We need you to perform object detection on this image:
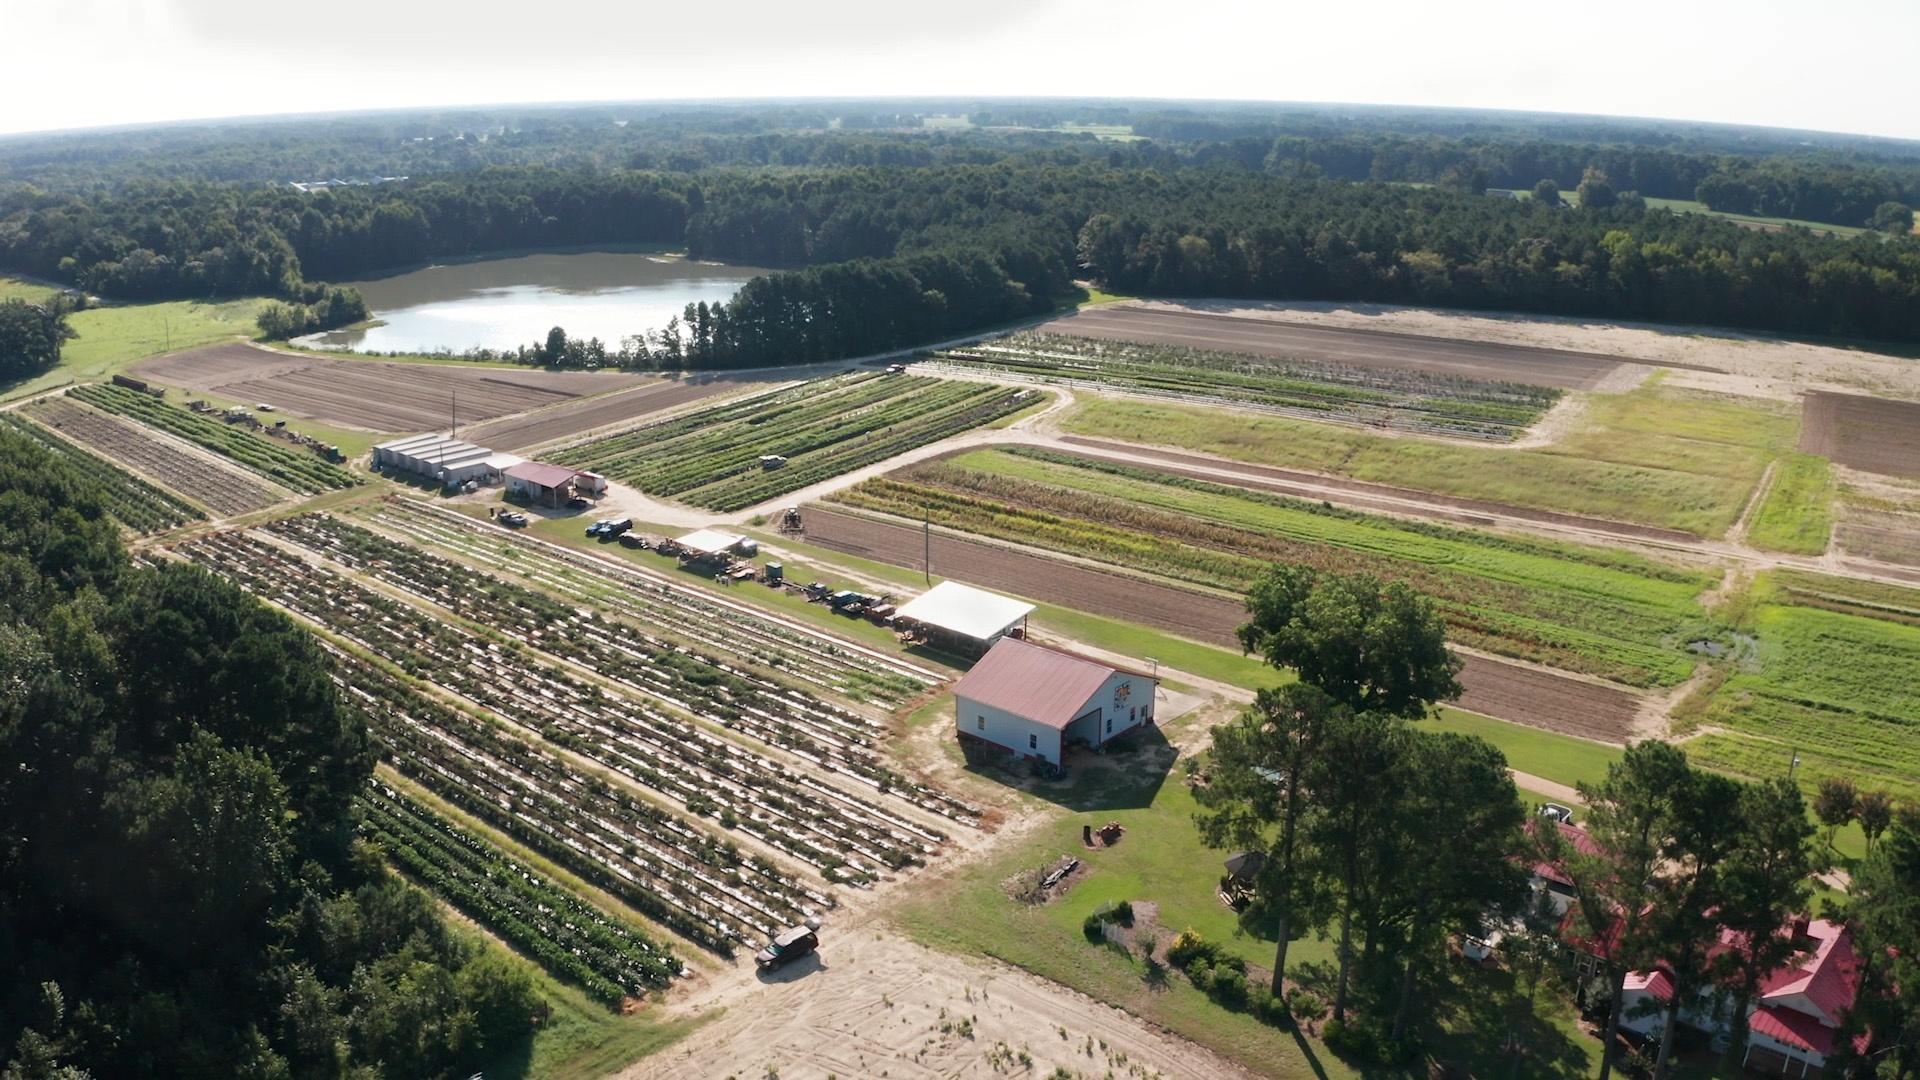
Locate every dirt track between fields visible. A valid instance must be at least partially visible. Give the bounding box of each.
[1801,391,1920,479]
[1040,305,1641,390]
[802,507,1642,742]
[133,343,641,433]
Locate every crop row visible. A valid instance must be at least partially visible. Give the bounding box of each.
[24,396,284,515]
[361,781,681,1000]
[178,536,826,951]
[266,510,974,824]
[831,448,1718,687]
[69,382,358,493]
[369,498,935,704]
[937,333,1559,440]
[560,371,1032,510]
[179,528,952,884]
[0,412,203,533]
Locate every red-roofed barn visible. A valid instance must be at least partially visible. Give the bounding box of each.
[951,638,1157,769]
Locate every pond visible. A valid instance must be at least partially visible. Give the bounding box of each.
[301,251,769,354]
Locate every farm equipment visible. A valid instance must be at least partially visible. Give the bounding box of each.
[777,507,803,534]
[111,374,165,397]
[759,454,788,470]
[617,532,650,550]
[763,562,784,584]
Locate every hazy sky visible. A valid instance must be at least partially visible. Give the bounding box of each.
[3,0,1914,140]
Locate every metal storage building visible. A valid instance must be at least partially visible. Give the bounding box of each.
[504,461,586,507]
[373,434,501,487]
[893,581,1034,655]
[951,637,1158,769]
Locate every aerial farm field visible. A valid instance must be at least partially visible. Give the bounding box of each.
[1800,390,1920,480]
[68,383,359,493]
[558,371,1032,511]
[1746,452,1836,554]
[1064,381,1798,536]
[0,412,203,533]
[935,331,1562,439]
[1679,570,1920,801]
[831,447,1717,687]
[0,292,273,403]
[133,342,641,431]
[22,396,288,515]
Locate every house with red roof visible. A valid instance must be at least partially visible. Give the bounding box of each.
[1533,823,1863,1075]
[950,637,1158,769]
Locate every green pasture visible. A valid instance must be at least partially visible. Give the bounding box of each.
[0,275,59,303]
[1062,382,1795,537]
[1642,196,1870,238]
[1747,453,1835,554]
[1,295,271,402]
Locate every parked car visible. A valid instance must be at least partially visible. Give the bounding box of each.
[600,516,633,540]
[755,925,818,971]
[585,518,611,537]
[1539,802,1575,826]
[499,512,528,528]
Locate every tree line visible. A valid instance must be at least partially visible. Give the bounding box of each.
[8,159,1920,358]
[0,427,543,1078]
[1195,563,1920,1074]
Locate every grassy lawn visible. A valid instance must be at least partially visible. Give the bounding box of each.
[1643,196,1870,238]
[1429,709,1623,790]
[895,709,1599,1079]
[0,275,59,303]
[1061,382,1795,537]
[479,966,709,1080]
[1,295,271,402]
[1747,453,1835,555]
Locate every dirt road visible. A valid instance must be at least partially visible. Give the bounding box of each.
[802,507,1644,741]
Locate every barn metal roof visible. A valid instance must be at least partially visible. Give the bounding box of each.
[951,637,1152,729]
[894,581,1034,642]
[504,461,581,488]
[674,528,746,555]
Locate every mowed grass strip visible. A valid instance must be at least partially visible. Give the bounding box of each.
[559,371,1031,511]
[1747,453,1835,554]
[831,447,1717,686]
[1063,383,1797,537]
[1684,570,1920,800]
[1,295,270,402]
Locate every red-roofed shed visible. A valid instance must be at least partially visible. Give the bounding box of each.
[952,637,1157,769]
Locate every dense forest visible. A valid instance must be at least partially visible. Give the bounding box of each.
[5,104,1920,359]
[0,427,543,1077]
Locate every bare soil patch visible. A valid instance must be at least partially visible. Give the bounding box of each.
[1801,391,1920,480]
[133,343,641,432]
[1041,305,1631,390]
[461,372,764,451]
[803,508,1641,740]
[23,397,284,515]
[1056,436,1703,543]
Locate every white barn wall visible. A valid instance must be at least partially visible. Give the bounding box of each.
[956,696,1062,765]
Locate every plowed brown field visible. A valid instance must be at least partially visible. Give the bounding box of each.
[134,344,641,433]
[460,371,769,451]
[1041,306,1631,389]
[1800,391,1920,479]
[802,508,1640,741]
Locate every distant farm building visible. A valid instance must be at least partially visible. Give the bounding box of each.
[671,528,750,569]
[951,637,1158,769]
[504,461,589,507]
[894,581,1034,656]
[374,434,503,488]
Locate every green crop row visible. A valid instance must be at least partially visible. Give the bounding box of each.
[1686,570,1920,799]
[831,447,1720,686]
[562,372,1032,511]
[944,332,1560,440]
[361,784,679,1003]
[1746,453,1835,555]
[0,412,203,533]
[69,383,357,494]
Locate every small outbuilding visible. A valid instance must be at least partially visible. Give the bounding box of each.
[951,637,1158,769]
[504,461,586,507]
[894,581,1034,656]
[672,528,749,568]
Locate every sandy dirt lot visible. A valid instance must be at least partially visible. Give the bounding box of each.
[619,926,1255,1080]
[1041,305,1629,390]
[133,343,642,432]
[802,508,1642,742]
[1137,299,1920,404]
[1800,391,1920,479]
